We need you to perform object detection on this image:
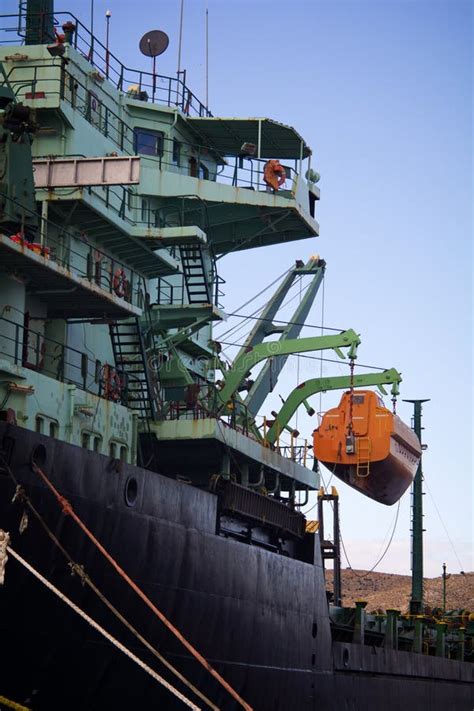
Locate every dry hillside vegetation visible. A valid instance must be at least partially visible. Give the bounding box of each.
[324,570,474,612]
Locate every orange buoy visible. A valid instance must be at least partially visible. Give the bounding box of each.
[313,390,421,506]
[263,160,286,191]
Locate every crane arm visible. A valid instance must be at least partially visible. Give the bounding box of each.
[265,368,402,445]
[216,329,360,412]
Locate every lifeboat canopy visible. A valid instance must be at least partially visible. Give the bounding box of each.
[313,390,421,506]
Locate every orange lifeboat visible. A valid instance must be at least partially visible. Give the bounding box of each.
[313,390,421,506]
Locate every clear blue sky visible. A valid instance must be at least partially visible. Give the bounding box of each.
[4,0,472,578]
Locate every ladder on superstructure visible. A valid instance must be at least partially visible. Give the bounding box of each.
[179,244,212,304]
[109,285,163,464]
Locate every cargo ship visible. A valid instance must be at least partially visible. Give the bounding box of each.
[0,3,472,709]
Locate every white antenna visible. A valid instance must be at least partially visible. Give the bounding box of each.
[177,0,184,76]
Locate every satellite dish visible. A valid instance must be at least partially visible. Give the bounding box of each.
[139,30,169,58]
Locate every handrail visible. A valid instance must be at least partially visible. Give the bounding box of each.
[0,11,212,117]
[0,189,144,308]
[0,314,130,404]
[1,63,297,194]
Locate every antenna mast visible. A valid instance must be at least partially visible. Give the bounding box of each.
[177,0,184,76]
[205,4,209,108]
[403,398,430,616]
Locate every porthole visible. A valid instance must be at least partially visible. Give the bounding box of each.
[31,444,47,468]
[124,477,138,507]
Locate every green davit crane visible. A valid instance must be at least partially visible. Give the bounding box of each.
[216,329,361,414]
[264,368,402,446]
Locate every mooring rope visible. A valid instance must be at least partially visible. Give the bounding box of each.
[30,461,253,711]
[2,468,219,711]
[0,694,31,711]
[5,542,201,711]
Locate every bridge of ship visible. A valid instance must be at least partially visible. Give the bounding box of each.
[0,41,319,256]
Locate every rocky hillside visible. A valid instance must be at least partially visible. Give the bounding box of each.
[325,569,474,612]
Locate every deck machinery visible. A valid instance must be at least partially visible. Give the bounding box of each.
[0,2,472,710]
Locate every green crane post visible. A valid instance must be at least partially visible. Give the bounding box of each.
[403,398,429,616]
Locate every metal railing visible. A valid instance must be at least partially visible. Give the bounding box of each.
[1,63,297,196]
[1,191,144,309]
[156,276,184,306]
[0,11,212,117]
[0,314,130,403]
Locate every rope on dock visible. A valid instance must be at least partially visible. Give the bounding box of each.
[30,460,253,711]
[5,543,201,711]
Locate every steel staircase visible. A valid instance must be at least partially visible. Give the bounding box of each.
[179,244,211,304]
[109,316,158,422]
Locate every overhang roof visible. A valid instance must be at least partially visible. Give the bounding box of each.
[187,117,312,159]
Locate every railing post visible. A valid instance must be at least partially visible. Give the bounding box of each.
[385,609,400,650]
[413,616,424,654]
[353,600,367,645]
[110,259,114,294]
[436,622,447,658]
[59,344,65,381]
[36,331,40,369]
[14,324,19,364]
[457,627,465,661]
[129,268,134,305]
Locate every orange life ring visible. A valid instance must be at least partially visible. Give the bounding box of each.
[102,365,122,402]
[263,160,286,191]
[113,268,128,298]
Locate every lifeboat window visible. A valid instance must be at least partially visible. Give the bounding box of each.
[353,395,365,405]
[134,128,164,157]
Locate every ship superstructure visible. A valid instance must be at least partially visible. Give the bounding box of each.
[0,5,323,493]
[0,4,472,710]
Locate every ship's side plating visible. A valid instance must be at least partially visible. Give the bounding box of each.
[1,424,472,710]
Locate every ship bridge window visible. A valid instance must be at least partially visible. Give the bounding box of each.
[353,395,365,405]
[134,128,164,157]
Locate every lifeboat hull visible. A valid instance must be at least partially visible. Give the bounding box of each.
[314,390,422,506]
[320,418,420,505]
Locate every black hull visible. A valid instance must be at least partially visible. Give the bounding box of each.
[0,423,472,710]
